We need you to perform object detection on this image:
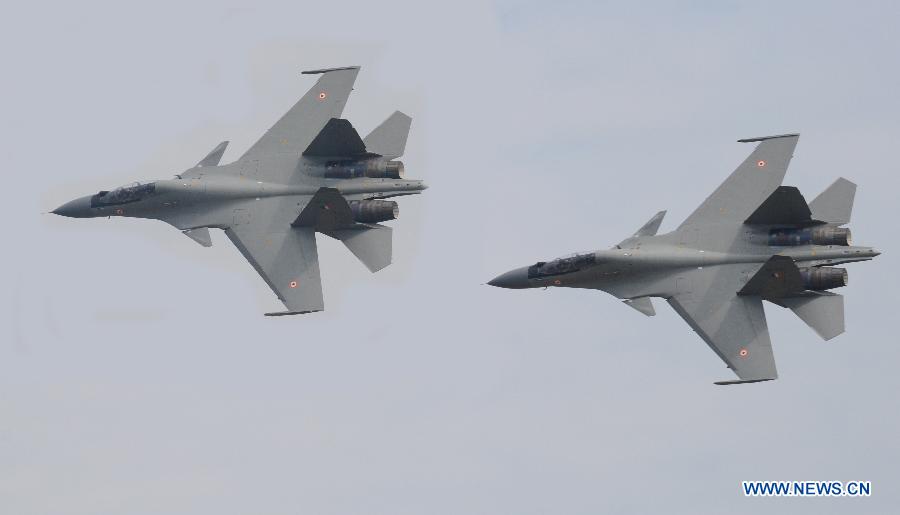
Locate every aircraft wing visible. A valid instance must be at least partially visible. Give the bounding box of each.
[224,197,324,316]
[666,264,778,384]
[239,67,360,162]
[678,134,799,229]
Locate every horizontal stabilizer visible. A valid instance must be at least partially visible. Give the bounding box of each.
[633,211,666,238]
[775,292,845,340]
[303,118,369,157]
[744,186,816,225]
[738,255,804,300]
[623,297,655,316]
[809,178,856,225]
[326,224,393,272]
[292,187,355,231]
[363,111,412,160]
[182,227,212,247]
[197,141,229,167]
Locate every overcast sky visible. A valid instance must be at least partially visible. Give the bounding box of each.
[3,1,899,514]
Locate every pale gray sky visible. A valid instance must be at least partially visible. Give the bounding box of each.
[3,1,899,514]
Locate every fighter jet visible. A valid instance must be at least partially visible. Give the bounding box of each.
[52,66,426,315]
[489,134,879,384]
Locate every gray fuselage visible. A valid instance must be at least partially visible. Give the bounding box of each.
[489,228,879,300]
[53,157,427,230]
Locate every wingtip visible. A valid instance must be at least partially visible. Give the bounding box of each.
[713,378,776,386]
[301,66,361,75]
[264,309,323,317]
[737,133,800,143]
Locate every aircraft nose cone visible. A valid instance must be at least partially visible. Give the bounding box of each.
[52,196,92,218]
[488,267,530,289]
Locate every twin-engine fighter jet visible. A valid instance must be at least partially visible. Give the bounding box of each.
[53,66,426,315]
[489,134,879,384]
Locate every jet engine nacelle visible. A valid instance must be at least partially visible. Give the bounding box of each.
[350,200,398,223]
[768,227,851,246]
[800,267,848,291]
[323,159,404,179]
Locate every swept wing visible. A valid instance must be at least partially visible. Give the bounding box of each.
[666,264,778,384]
[239,67,360,163]
[678,134,799,229]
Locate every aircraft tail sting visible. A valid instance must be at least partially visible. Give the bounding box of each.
[52,66,427,315]
[489,134,880,384]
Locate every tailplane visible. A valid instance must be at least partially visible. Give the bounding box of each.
[774,292,845,340]
[326,224,393,272]
[809,178,856,225]
[363,111,412,159]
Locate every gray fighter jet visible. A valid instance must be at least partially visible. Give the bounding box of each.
[53,66,426,315]
[489,134,879,384]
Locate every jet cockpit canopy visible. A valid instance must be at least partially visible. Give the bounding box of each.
[91,181,157,207]
[527,252,596,278]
